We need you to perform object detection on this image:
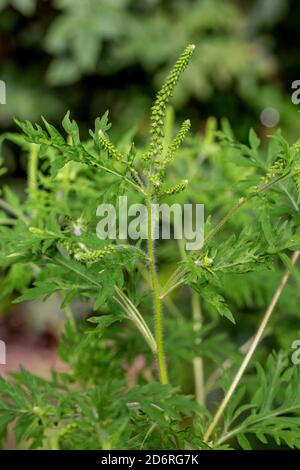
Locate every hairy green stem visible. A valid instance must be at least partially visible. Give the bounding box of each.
[28,143,39,200]
[137,260,182,319]
[146,190,168,384]
[0,198,28,224]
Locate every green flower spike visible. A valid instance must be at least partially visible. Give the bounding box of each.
[160,179,188,196]
[145,44,195,163]
[59,239,116,262]
[261,157,286,185]
[73,245,116,262]
[293,162,300,193]
[98,130,126,163]
[164,119,191,166]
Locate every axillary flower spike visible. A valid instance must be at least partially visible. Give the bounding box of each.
[98,130,126,163]
[164,119,191,166]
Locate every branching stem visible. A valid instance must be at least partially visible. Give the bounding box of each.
[203,250,300,444]
[178,239,204,404]
[161,172,290,298]
[0,198,28,224]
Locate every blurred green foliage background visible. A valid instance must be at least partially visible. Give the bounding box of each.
[0,0,299,144]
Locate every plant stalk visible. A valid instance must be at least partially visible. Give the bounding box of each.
[0,198,28,224]
[146,191,168,384]
[203,250,300,444]
[178,239,204,404]
[192,290,204,405]
[28,143,39,200]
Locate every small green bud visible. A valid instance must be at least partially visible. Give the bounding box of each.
[29,227,45,235]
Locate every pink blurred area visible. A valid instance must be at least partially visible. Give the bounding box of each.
[0,300,69,379]
[0,341,68,379]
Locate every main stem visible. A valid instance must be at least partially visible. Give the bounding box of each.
[28,143,39,200]
[146,190,168,384]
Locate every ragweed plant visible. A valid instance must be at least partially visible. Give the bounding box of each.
[1,46,300,450]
